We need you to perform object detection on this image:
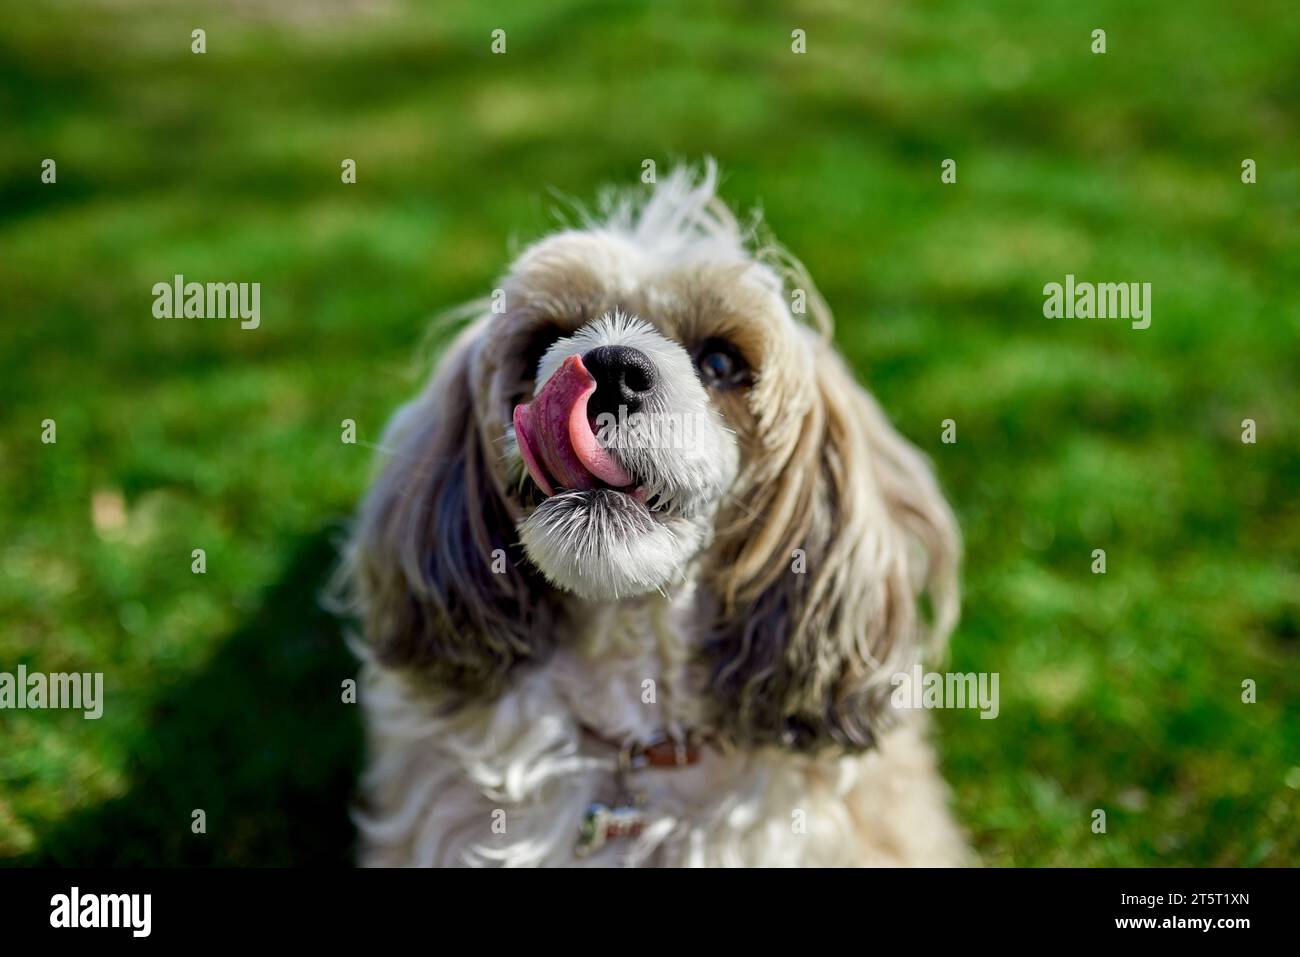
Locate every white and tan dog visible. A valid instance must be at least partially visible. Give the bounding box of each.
[342,164,968,866]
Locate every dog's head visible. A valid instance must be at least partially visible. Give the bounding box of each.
[348,164,958,751]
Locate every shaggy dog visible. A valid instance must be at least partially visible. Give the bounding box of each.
[342,164,968,866]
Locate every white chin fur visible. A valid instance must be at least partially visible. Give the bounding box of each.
[518,490,707,600]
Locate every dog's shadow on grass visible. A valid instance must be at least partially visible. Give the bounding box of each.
[25,528,364,866]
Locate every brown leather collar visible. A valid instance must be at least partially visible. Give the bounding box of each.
[582,726,713,769]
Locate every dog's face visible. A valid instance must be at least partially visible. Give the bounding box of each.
[350,167,959,751]
[501,247,808,601]
[510,308,738,601]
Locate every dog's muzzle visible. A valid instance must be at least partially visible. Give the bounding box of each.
[512,312,737,601]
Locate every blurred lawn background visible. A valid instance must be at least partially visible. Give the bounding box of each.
[1,0,1297,866]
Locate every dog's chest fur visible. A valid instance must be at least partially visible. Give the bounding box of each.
[357,586,967,867]
[550,583,708,742]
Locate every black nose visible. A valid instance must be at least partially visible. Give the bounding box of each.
[583,345,658,416]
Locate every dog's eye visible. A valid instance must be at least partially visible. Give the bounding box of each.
[522,324,565,379]
[696,338,749,389]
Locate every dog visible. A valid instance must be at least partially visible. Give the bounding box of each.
[342,163,968,866]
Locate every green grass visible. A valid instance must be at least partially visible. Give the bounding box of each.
[1,0,1297,866]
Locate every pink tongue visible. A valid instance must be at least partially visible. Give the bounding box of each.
[513,354,633,495]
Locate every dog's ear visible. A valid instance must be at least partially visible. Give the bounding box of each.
[704,340,959,751]
[344,318,559,698]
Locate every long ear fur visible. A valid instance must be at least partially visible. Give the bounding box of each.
[342,318,560,699]
[704,338,959,752]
